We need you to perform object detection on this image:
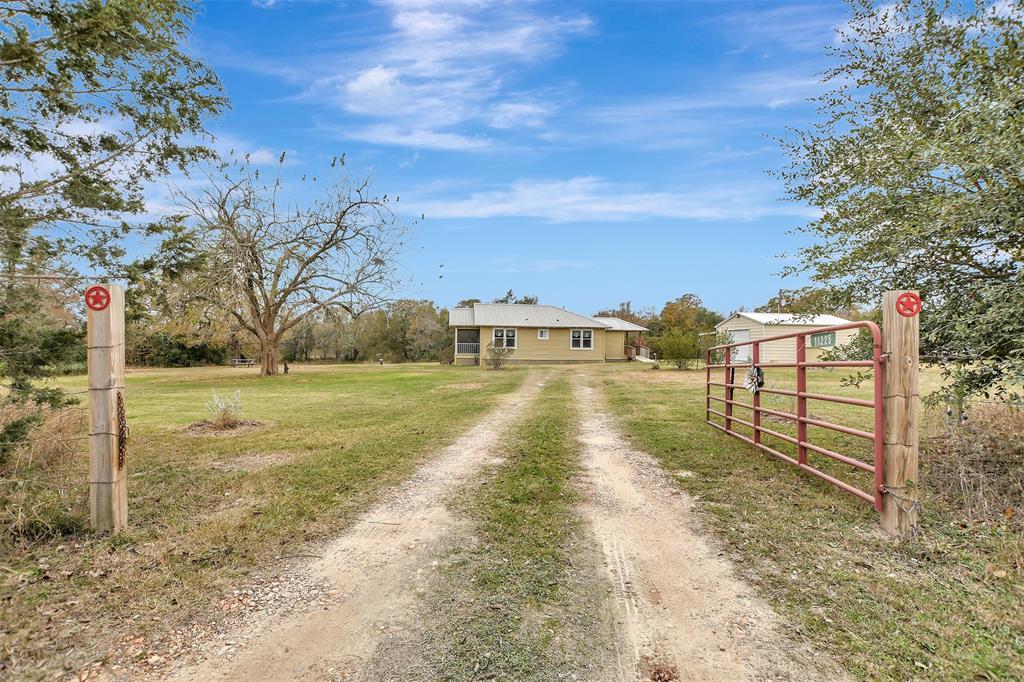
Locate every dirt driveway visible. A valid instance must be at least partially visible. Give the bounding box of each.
[156,370,836,681]
[573,379,841,681]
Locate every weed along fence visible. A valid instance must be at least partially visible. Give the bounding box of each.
[705,291,922,538]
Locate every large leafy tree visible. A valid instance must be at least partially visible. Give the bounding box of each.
[1,0,227,404]
[779,0,1024,400]
[756,287,864,320]
[658,329,700,369]
[1,0,227,265]
[593,301,656,328]
[660,294,722,334]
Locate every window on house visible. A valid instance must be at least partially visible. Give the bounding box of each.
[493,328,516,349]
[571,329,593,349]
[538,329,549,340]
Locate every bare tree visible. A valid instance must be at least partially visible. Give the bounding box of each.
[174,157,403,376]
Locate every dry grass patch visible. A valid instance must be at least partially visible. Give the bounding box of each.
[0,405,88,544]
[184,419,268,436]
[208,451,295,472]
[924,403,1024,529]
[628,367,708,385]
[436,382,484,391]
[641,654,681,682]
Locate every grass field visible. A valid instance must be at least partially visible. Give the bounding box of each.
[0,363,524,678]
[601,363,1023,680]
[2,361,1021,679]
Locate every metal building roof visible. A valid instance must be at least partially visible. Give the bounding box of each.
[590,316,649,332]
[718,312,852,328]
[448,307,476,326]
[449,303,622,329]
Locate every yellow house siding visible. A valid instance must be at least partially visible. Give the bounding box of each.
[604,330,626,360]
[478,325,493,356]
[472,326,606,363]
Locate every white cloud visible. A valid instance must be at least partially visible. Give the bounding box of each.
[489,102,550,129]
[325,123,493,151]
[392,10,468,36]
[409,176,818,223]
[721,4,844,53]
[287,3,591,148]
[345,65,401,101]
[735,72,823,102]
[564,67,825,149]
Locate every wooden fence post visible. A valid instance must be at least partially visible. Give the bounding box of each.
[881,289,921,538]
[86,284,127,532]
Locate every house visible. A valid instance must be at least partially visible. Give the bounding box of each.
[449,303,648,365]
[714,312,857,363]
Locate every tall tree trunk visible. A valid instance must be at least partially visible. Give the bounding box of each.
[260,338,279,376]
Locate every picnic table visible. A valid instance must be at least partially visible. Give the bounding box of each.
[231,358,256,368]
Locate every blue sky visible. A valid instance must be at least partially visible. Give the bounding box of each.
[189,0,851,316]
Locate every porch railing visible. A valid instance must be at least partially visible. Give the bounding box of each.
[456,342,480,355]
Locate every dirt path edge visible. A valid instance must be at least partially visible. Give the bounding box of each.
[574,378,845,681]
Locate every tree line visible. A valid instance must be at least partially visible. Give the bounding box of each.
[124,285,870,368]
[125,297,450,366]
[123,289,726,366]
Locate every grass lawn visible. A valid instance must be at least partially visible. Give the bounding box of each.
[0,363,524,679]
[600,363,1023,680]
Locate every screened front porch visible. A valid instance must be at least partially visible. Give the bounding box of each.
[454,328,481,356]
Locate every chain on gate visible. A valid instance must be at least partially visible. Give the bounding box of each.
[116,391,128,470]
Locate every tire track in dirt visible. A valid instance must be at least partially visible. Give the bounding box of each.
[574,379,844,682]
[166,371,549,682]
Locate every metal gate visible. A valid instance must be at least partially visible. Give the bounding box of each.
[705,322,885,511]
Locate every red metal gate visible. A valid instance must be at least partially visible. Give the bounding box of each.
[705,322,885,511]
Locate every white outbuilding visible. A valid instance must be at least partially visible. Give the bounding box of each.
[714,312,858,363]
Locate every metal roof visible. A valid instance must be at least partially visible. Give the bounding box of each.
[718,312,852,328]
[590,316,649,332]
[450,304,615,329]
[449,307,476,326]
